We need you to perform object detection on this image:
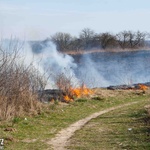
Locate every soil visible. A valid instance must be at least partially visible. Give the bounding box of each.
[46,101,138,150]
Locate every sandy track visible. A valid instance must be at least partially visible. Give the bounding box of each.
[47,101,138,150]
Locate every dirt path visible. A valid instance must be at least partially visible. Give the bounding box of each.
[47,101,138,150]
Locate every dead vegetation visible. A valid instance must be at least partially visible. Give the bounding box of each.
[54,72,94,102]
[145,105,150,116]
[92,88,144,99]
[0,40,46,120]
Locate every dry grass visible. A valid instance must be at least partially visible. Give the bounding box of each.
[0,40,46,120]
[0,91,42,120]
[64,47,150,55]
[92,88,146,99]
[145,105,150,116]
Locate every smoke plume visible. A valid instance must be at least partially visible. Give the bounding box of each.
[1,39,150,89]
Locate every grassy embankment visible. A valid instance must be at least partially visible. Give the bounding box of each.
[0,89,149,150]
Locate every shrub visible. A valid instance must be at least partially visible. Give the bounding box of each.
[0,40,46,120]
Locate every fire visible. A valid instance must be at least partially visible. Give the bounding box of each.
[64,85,93,102]
[138,84,148,91]
[64,95,73,102]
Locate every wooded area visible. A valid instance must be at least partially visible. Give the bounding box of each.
[49,28,150,52]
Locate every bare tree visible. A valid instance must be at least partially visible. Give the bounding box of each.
[98,32,118,49]
[79,28,95,49]
[116,31,130,49]
[116,30,147,49]
[131,31,147,48]
[51,32,73,51]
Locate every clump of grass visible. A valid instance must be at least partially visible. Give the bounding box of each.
[0,40,45,120]
[12,117,21,126]
[0,89,42,120]
[92,96,105,101]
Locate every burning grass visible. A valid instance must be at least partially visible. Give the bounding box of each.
[108,83,149,91]
[138,84,148,92]
[55,72,94,102]
[63,83,150,103]
[63,85,94,102]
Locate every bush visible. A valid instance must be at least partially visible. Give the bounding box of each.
[0,40,46,120]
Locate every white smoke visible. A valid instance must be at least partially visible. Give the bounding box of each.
[0,39,80,89]
[24,41,79,89]
[1,38,150,89]
[75,51,150,87]
[34,42,79,89]
[76,55,110,88]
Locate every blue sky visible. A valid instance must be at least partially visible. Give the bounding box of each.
[1,0,150,40]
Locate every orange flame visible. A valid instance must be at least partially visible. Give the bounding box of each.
[64,85,93,102]
[64,95,73,102]
[138,84,148,91]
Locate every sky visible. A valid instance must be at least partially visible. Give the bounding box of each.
[0,0,150,40]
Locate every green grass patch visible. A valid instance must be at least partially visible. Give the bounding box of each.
[67,99,150,150]
[0,90,149,149]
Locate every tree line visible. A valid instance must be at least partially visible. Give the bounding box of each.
[49,28,150,52]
